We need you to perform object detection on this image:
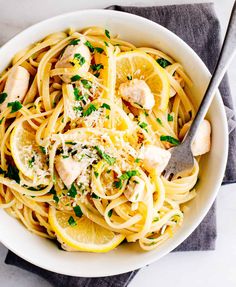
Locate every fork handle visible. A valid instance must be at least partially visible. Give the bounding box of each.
[184,1,236,144]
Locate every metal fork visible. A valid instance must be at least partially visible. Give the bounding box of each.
[162,1,236,180]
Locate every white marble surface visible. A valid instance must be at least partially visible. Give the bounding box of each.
[0,0,236,286]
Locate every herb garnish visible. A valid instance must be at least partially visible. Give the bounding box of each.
[95,47,104,54]
[101,103,110,110]
[68,216,77,226]
[74,53,85,66]
[69,39,80,45]
[71,75,81,82]
[108,209,113,217]
[94,171,99,178]
[92,193,100,199]
[0,92,7,104]
[105,29,110,38]
[95,146,116,165]
[39,146,46,154]
[67,183,77,198]
[5,164,20,183]
[82,104,97,117]
[160,135,180,145]
[73,205,83,218]
[81,79,92,89]
[84,41,94,52]
[156,118,163,125]
[127,75,132,80]
[28,156,35,168]
[138,122,148,132]
[91,63,104,72]
[168,114,173,121]
[156,58,171,68]
[113,170,139,189]
[7,101,22,113]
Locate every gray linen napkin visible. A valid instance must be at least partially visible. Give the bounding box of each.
[5,3,236,287]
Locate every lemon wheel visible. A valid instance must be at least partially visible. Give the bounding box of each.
[49,207,125,253]
[116,50,170,110]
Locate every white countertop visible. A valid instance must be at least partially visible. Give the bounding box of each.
[0,0,236,286]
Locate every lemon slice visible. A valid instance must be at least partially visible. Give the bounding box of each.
[49,207,125,252]
[116,50,170,110]
[10,123,49,182]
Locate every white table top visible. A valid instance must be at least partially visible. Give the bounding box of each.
[0,0,236,286]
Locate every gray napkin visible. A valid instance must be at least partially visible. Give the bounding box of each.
[5,3,236,287]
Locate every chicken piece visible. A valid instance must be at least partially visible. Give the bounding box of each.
[55,156,83,188]
[55,39,91,83]
[118,79,155,110]
[1,66,30,112]
[140,145,171,174]
[191,119,211,156]
[124,176,145,202]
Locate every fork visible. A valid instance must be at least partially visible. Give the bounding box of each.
[162,1,236,180]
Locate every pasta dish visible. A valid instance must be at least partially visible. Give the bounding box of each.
[0,27,211,252]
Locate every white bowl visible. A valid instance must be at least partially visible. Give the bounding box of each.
[0,9,228,277]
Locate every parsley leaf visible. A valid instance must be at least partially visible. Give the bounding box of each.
[156,118,163,125]
[95,146,116,165]
[94,171,99,178]
[138,122,148,132]
[156,58,171,68]
[160,135,180,145]
[81,79,92,89]
[135,158,141,163]
[104,41,109,47]
[82,104,97,117]
[127,75,132,80]
[101,103,110,110]
[168,114,173,121]
[39,146,46,154]
[0,117,4,124]
[65,141,77,145]
[67,183,77,198]
[95,47,104,54]
[108,209,113,217]
[69,39,80,45]
[71,75,81,82]
[68,216,77,226]
[84,41,94,52]
[28,156,35,168]
[113,170,139,189]
[105,29,110,38]
[7,101,22,113]
[5,164,20,183]
[0,92,7,104]
[91,63,104,71]
[74,53,85,66]
[73,205,83,218]
[92,193,100,199]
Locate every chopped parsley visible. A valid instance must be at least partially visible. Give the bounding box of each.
[94,171,99,178]
[95,146,116,165]
[62,155,69,159]
[7,101,22,113]
[71,75,81,82]
[138,122,148,132]
[39,146,46,154]
[81,79,92,89]
[73,205,83,218]
[108,209,113,217]
[65,141,77,145]
[5,164,20,183]
[73,106,83,112]
[160,135,180,145]
[74,53,85,66]
[91,63,104,71]
[0,117,4,124]
[82,104,97,117]
[92,193,100,199]
[28,156,35,168]
[135,158,141,163]
[49,187,59,203]
[84,40,94,52]
[95,47,104,54]
[101,103,110,110]
[104,41,109,47]
[153,217,159,222]
[94,72,100,78]
[105,29,110,39]
[156,118,163,125]
[69,39,80,45]
[127,75,132,80]
[68,216,77,226]
[156,58,171,68]
[0,92,7,104]
[67,183,77,198]
[113,170,139,189]
[134,102,143,108]
[168,114,173,121]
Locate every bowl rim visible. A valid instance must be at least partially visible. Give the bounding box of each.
[0,8,228,277]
